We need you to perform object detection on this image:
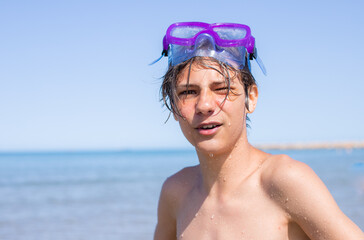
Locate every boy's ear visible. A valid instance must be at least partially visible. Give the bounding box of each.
[247,85,258,113]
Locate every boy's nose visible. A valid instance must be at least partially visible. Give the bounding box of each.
[195,90,216,115]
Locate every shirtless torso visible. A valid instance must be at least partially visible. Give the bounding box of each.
[155,147,363,240]
[173,155,308,239]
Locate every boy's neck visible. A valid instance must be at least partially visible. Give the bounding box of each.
[196,138,263,199]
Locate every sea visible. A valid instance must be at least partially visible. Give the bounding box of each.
[0,148,363,240]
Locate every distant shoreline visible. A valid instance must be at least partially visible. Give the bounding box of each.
[256,141,364,150]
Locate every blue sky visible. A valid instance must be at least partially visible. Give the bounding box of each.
[0,0,363,151]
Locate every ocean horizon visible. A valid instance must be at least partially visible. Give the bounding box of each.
[1,139,363,155]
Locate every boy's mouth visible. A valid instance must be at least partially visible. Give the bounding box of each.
[196,123,222,135]
[198,124,221,130]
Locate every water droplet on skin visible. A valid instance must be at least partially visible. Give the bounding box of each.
[228,122,231,127]
[285,198,289,203]
[194,213,198,218]
[209,153,214,157]
[211,214,214,219]
[180,233,184,238]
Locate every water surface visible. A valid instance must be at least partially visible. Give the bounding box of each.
[0,149,363,239]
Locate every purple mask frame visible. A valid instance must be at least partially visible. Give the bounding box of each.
[163,22,255,54]
[149,21,267,75]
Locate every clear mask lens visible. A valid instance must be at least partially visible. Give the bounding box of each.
[170,26,206,38]
[213,27,247,40]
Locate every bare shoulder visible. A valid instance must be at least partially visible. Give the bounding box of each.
[261,154,314,190]
[260,154,310,210]
[158,165,200,216]
[154,165,200,240]
[260,153,330,209]
[161,165,200,199]
[260,154,364,239]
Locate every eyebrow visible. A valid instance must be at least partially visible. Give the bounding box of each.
[176,81,228,88]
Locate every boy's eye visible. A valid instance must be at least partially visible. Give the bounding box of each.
[216,87,230,93]
[179,90,196,96]
[217,87,228,91]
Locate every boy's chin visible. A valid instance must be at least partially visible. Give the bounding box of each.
[193,140,229,156]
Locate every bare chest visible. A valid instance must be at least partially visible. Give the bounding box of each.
[175,190,307,240]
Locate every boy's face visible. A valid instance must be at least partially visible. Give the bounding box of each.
[174,63,258,154]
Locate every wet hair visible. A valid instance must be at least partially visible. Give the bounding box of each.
[160,57,257,123]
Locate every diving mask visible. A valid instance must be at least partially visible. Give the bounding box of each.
[152,22,266,75]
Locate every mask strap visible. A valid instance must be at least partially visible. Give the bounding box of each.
[249,47,267,75]
[149,50,168,66]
